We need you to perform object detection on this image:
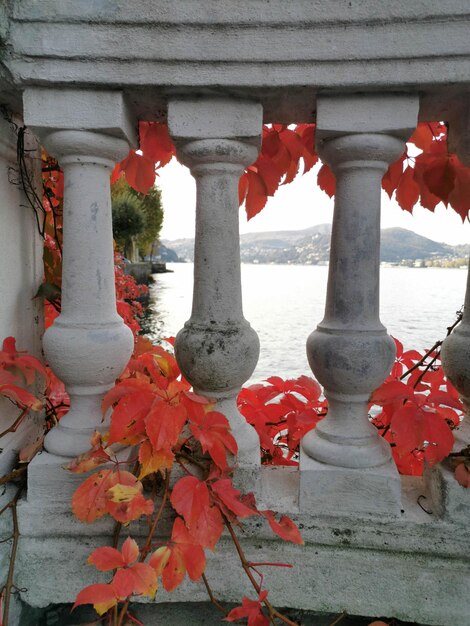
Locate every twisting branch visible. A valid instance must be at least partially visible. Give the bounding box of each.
[223,517,300,626]
[400,308,463,384]
[0,482,25,626]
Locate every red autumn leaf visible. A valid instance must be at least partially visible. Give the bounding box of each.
[0,383,43,411]
[149,517,206,591]
[211,479,258,519]
[121,536,139,565]
[395,165,420,212]
[65,443,111,474]
[245,169,268,220]
[170,476,210,527]
[382,154,405,199]
[102,378,155,415]
[238,171,249,205]
[107,393,152,445]
[73,583,117,616]
[455,463,470,488]
[370,380,414,405]
[138,439,174,479]
[113,563,157,599]
[317,163,336,198]
[448,162,470,221]
[390,405,454,466]
[261,510,303,544]
[119,151,156,194]
[145,401,187,452]
[422,156,456,204]
[189,411,238,470]
[139,121,175,166]
[87,546,126,572]
[225,591,270,626]
[72,469,153,524]
[190,502,224,550]
[0,336,47,384]
[254,156,283,197]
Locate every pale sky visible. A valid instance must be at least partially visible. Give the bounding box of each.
[157,159,470,246]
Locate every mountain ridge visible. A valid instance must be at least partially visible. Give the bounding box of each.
[163,224,468,265]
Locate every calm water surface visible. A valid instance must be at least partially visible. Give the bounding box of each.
[142,264,467,383]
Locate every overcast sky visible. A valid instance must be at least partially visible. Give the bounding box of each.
[158,159,470,245]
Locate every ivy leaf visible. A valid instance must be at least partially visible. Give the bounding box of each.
[73,583,117,616]
[149,518,206,591]
[261,510,303,545]
[145,401,187,452]
[317,163,336,198]
[87,546,125,571]
[170,476,210,528]
[113,563,157,599]
[138,439,174,480]
[189,411,238,470]
[119,151,156,194]
[455,463,470,488]
[224,591,270,625]
[211,479,258,519]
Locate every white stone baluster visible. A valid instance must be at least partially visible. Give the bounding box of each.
[300,94,418,516]
[428,108,470,520]
[23,89,136,458]
[168,98,262,467]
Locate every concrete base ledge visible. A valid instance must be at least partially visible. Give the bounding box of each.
[1,469,468,626]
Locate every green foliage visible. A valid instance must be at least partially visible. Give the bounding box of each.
[111,178,164,259]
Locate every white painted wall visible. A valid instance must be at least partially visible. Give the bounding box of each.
[0,115,44,475]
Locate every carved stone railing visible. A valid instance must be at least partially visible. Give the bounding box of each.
[0,2,470,625]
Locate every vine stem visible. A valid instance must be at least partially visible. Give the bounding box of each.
[201,573,230,617]
[400,310,462,383]
[0,408,29,439]
[0,483,24,626]
[116,472,170,626]
[0,467,27,487]
[224,517,300,626]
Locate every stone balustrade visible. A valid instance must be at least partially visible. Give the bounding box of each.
[0,2,470,624]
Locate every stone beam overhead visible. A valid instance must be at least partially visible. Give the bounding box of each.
[5,1,470,121]
[23,88,137,146]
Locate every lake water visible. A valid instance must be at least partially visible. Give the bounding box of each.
[141,263,467,383]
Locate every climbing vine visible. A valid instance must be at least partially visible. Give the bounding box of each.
[1,116,470,625]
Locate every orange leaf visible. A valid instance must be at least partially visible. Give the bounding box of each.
[395,166,420,212]
[245,170,268,220]
[170,476,210,528]
[211,479,258,519]
[189,411,238,469]
[113,563,157,599]
[317,163,336,198]
[87,546,125,571]
[149,518,206,591]
[119,151,156,194]
[73,583,117,616]
[139,121,175,166]
[121,536,139,565]
[72,469,118,523]
[0,383,43,411]
[261,510,303,545]
[145,401,187,452]
[138,439,174,479]
[455,463,470,488]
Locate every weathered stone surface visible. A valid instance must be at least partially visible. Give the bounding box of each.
[5,470,468,625]
[301,94,418,515]
[0,117,43,476]
[169,97,262,467]
[4,1,470,122]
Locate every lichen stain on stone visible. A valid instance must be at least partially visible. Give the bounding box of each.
[90,201,99,224]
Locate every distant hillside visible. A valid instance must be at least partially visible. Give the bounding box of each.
[163,225,466,265]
